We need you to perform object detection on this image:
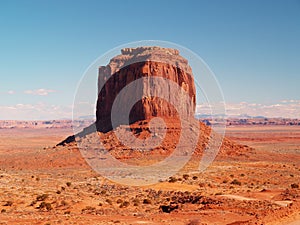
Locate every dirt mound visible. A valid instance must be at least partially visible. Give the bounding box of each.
[59,118,253,163]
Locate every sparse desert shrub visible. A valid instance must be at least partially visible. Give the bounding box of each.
[93,190,100,195]
[168,177,177,183]
[36,194,49,201]
[3,201,13,206]
[56,190,61,194]
[81,206,96,214]
[83,206,95,211]
[116,199,123,204]
[37,202,46,209]
[100,190,107,195]
[160,204,179,213]
[143,199,152,204]
[119,201,129,208]
[240,173,245,177]
[231,179,242,186]
[199,183,205,188]
[30,200,36,206]
[230,174,234,178]
[132,199,139,206]
[291,183,299,189]
[1,209,6,213]
[183,174,189,180]
[222,180,228,183]
[66,182,71,187]
[192,176,198,180]
[38,202,52,211]
[61,200,68,206]
[45,203,52,211]
[186,219,200,225]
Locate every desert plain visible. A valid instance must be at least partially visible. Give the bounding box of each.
[0,123,300,225]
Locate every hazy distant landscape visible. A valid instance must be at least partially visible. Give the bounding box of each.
[1,117,299,129]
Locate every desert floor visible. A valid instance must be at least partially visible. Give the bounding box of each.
[0,125,300,225]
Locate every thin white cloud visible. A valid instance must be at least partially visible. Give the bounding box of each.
[0,90,15,95]
[280,99,300,104]
[196,100,300,119]
[0,103,72,120]
[24,89,56,96]
[7,90,15,95]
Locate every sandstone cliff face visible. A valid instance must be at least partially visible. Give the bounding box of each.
[96,47,196,132]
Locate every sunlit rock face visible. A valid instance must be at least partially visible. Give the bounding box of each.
[96,46,196,132]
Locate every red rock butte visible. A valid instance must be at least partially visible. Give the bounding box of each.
[58,46,252,158]
[96,46,196,132]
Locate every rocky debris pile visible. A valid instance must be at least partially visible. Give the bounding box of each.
[74,118,253,160]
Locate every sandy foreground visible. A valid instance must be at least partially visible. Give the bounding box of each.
[0,125,300,224]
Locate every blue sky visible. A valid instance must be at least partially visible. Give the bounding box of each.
[0,0,299,119]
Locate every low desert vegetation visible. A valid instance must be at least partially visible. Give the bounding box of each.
[291,183,299,189]
[168,176,177,183]
[81,206,96,214]
[37,202,52,211]
[116,199,123,204]
[186,219,200,225]
[143,199,152,204]
[36,194,49,201]
[119,201,129,208]
[3,201,13,206]
[183,174,189,180]
[230,179,242,186]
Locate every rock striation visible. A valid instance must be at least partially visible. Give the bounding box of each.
[96,46,196,132]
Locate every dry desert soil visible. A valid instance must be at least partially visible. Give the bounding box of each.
[0,125,300,225]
